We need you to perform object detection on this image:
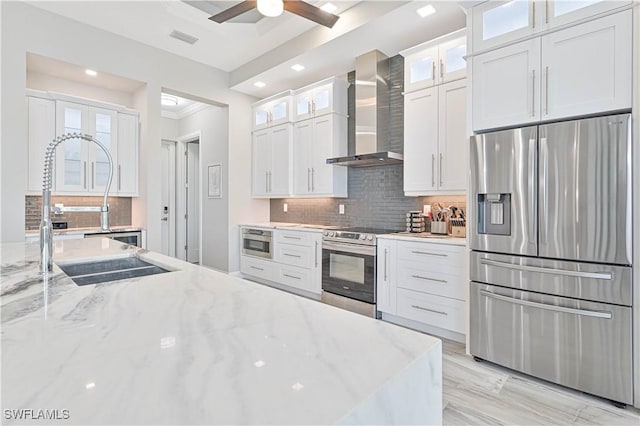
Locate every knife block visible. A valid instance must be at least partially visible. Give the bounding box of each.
[451,225,466,237]
[431,221,448,235]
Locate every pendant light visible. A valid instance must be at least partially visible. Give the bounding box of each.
[257,0,284,17]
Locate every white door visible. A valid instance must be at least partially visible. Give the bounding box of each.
[310,115,334,194]
[438,80,468,192]
[403,87,438,195]
[251,129,271,197]
[269,124,291,196]
[186,142,200,263]
[292,119,313,195]
[160,140,176,257]
[541,10,632,121]
[472,38,541,132]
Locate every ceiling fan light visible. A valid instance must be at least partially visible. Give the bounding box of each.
[257,0,284,17]
[161,94,179,106]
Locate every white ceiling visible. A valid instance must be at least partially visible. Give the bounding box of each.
[25,1,468,98]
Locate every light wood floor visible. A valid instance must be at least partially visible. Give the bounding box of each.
[442,340,640,425]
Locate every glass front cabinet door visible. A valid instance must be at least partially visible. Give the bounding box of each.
[472,1,537,51]
[404,46,439,92]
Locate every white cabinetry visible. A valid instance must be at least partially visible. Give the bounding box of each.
[377,237,468,341]
[252,91,293,130]
[472,10,631,131]
[292,114,347,197]
[252,124,291,198]
[402,30,467,93]
[240,228,322,296]
[471,0,630,52]
[26,91,139,196]
[404,79,467,196]
[293,77,348,121]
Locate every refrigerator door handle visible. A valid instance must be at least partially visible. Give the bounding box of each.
[528,138,536,243]
[479,258,613,280]
[539,137,548,244]
[479,290,612,319]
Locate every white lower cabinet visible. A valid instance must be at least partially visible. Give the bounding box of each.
[377,237,468,339]
[241,228,322,295]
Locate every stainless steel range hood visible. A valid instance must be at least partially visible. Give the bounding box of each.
[326,50,403,167]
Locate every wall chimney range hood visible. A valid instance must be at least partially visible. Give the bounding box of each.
[326,50,403,167]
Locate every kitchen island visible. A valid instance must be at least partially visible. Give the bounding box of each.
[1,239,442,425]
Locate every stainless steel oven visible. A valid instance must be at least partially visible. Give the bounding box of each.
[241,228,273,259]
[322,240,376,304]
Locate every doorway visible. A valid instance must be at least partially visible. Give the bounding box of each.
[184,139,200,263]
[160,140,176,257]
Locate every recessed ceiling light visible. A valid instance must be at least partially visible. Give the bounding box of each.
[254,81,266,88]
[161,94,179,106]
[416,4,436,18]
[321,2,337,13]
[85,69,97,76]
[291,64,305,72]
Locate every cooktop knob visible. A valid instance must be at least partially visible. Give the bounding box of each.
[329,231,335,237]
[367,235,373,241]
[360,234,366,240]
[323,231,328,236]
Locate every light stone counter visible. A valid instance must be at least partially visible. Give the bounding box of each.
[378,233,467,246]
[1,239,442,425]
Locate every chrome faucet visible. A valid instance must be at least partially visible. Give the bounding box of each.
[40,133,113,273]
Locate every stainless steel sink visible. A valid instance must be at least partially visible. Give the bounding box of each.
[57,256,171,286]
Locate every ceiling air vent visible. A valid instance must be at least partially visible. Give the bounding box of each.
[170,30,199,45]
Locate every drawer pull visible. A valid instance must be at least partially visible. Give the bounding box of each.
[283,253,301,258]
[411,305,448,316]
[479,259,612,280]
[283,236,301,240]
[479,290,612,319]
[412,275,447,283]
[283,274,301,280]
[411,250,447,257]
[250,266,264,271]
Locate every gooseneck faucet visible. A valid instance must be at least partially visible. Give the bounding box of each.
[40,133,113,273]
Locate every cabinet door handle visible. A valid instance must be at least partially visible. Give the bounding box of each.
[91,162,96,189]
[411,250,448,257]
[265,171,269,193]
[315,241,318,267]
[545,66,549,115]
[283,253,301,258]
[545,0,549,24]
[311,168,315,192]
[83,161,87,189]
[431,154,435,187]
[312,100,316,113]
[531,69,536,117]
[307,168,311,192]
[439,59,444,79]
[250,266,264,271]
[532,1,536,29]
[283,235,301,240]
[439,153,443,187]
[269,171,272,192]
[283,273,301,280]
[384,248,389,281]
[308,101,312,115]
[411,305,448,316]
[118,165,122,191]
[411,275,447,283]
[432,61,436,81]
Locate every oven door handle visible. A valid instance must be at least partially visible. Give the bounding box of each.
[322,241,376,256]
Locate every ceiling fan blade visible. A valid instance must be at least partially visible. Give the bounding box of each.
[283,1,339,28]
[209,0,257,23]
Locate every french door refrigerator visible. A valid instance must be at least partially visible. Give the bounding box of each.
[469,113,633,406]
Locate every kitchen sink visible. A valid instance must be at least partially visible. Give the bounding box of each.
[57,256,171,286]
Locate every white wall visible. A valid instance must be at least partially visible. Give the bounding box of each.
[0,2,269,271]
[161,117,180,142]
[27,71,135,107]
[175,106,229,271]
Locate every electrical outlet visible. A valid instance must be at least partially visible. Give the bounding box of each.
[423,204,431,215]
[339,204,345,215]
[283,203,288,213]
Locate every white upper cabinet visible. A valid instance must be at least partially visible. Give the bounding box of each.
[292,114,347,197]
[404,80,468,196]
[252,91,294,130]
[116,113,139,196]
[252,123,292,198]
[472,0,631,52]
[293,77,348,121]
[402,30,467,93]
[472,9,631,131]
[27,96,55,193]
[472,38,541,131]
[540,10,632,120]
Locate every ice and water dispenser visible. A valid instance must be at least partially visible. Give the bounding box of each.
[477,193,511,235]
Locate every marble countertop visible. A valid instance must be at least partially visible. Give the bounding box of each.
[1,239,442,425]
[25,226,144,237]
[240,222,342,232]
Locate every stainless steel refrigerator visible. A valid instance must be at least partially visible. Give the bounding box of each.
[469,113,633,406]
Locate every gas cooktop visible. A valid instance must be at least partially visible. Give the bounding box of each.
[322,227,397,245]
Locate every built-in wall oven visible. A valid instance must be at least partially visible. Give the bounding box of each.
[241,228,273,259]
[321,228,392,317]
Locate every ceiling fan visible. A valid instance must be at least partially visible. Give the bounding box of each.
[209,0,340,28]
